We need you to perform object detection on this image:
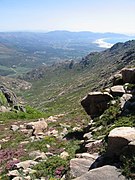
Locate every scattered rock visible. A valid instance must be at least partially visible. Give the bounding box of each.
[10,125,19,132]
[85,140,102,153]
[60,127,68,137]
[26,118,47,136]
[81,92,113,118]
[0,106,10,112]
[107,127,135,156]
[46,114,65,122]
[110,85,125,96]
[12,177,22,180]
[83,132,92,140]
[70,158,95,178]
[29,150,47,161]
[75,153,99,160]
[74,165,126,180]
[47,129,58,137]
[15,160,38,170]
[60,151,69,160]
[120,93,132,109]
[8,170,20,177]
[20,141,29,145]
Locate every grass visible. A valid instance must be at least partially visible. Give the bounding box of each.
[0,91,8,106]
[1,41,135,178]
[0,105,50,122]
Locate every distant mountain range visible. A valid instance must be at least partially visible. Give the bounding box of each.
[0,31,135,76]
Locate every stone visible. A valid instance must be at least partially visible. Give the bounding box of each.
[0,85,18,105]
[60,127,68,137]
[15,160,38,170]
[47,129,58,137]
[112,73,123,85]
[110,85,125,96]
[60,151,69,160]
[20,124,25,129]
[12,177,22,180]
[74,165,126,180]
[23,168,36,176]
[85,140,102,152]
[10,125,19,132]
[120,93,132,109]
[121,68,135,83]
[20,141,29,145]
[75,153,99,160]
[83,132,92,140]
[29,150,47,161]
[107,127,135,156]
[81,92,113,118]
[0,106,9,112]
[26,119,47,136]
[70,158,95,178]
[8,170,20,177]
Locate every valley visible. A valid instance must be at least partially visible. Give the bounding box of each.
[0,36,135,179]
[0,31,134,76]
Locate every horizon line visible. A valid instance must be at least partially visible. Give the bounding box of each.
[0,29,135,36]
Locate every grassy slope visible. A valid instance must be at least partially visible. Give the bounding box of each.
[1,40,135,178]
[21,40,135,114]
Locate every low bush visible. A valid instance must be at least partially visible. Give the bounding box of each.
[33,156,68,179]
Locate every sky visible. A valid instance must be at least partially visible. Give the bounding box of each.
[0,0,135,34]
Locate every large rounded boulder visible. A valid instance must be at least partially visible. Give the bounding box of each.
[81,92,113,118]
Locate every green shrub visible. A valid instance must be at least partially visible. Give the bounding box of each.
[26,136,56,152]
[0,91,7,106]
[121,154,135,178]
[33,156,68,179]
[0,105,47,121]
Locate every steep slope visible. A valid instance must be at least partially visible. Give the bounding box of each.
[20,40,135,115]
[1,40,135,179]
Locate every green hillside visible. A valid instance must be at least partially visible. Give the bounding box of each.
[1,40,135,179]
[21,40,135,114]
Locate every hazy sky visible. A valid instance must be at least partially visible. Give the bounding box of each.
[0,0,135,34]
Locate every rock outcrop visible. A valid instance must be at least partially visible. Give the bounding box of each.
[107,127,135,156]
[121,68,135,83]
[81,92,113,118]
[73,165,126,180]
[26,118,48,137]
[110,85,125,96]
[78,67,135,179]
[0,85,26,112]
[70,158,96,178]
[0,85,18,105]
